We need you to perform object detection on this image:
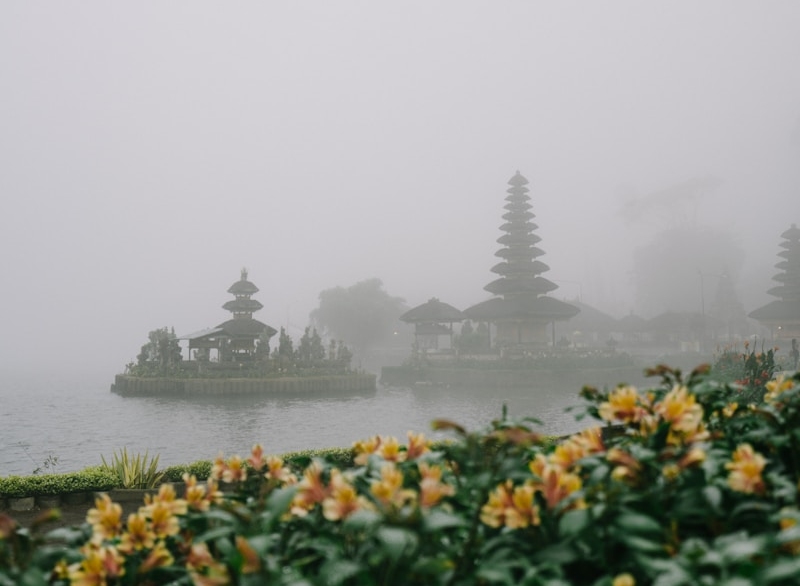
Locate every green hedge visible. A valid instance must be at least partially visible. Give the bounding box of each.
[0,466,117,498]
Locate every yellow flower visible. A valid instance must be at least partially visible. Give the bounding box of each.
[678,446,706,469]
[655,385,704,436]
[223,455,247,483]
[480,480,540,529]
[117,512,155,553]
[537,464,584,510]
[322,469,370,521]
[370,462,415,509]
[377,436,404,462]
[353,436,381,466]
[779,508,800,555]
[613,573,636,586]
[662,463,680,481]
[139,541,174,574]
[86,493,123,543]
[211,453,227,481]
[145,482,188,516]
[147,500,181,539]
[599,385,644,424]
[765,375,795,404]
[264,455,297,485]
[183,473,211,512]
[726,443,767,495]
[722,402,738,418]
[68,544,125,586]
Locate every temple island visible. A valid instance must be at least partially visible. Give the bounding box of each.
[111,270,375,397]
[380,173,800,388]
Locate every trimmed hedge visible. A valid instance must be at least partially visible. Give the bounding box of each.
[0,466,117,498]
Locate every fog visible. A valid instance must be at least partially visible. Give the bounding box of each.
[1,2,798,382]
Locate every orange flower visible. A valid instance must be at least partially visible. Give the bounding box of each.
[606,447,642,484]
[117,512,155,553]
[536,465,584,510]
[322,469,370,521]
[211,453,227,481]
[418,462,455,508]
[291,460,330,515]
[405,431,430,460]
[86,493,123,543]
[599,385,645,424]
[247,443,266,470]
[236,535,262,574]
[139,541,175,574]
[550,428,603,471]
[726,443,767,495]
[186,543,230,586]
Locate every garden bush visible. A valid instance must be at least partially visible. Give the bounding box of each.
[0,467,117,499]
[3,364,800,585]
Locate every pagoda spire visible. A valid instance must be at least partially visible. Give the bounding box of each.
[223,267,264,320]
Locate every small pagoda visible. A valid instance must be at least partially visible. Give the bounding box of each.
[464,171,579,346]
[183,269,277,360]
[749,223,800,342]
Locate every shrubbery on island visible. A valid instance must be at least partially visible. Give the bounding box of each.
[4,360,800,584]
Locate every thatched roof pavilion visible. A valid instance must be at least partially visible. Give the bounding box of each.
[400,298,465,350]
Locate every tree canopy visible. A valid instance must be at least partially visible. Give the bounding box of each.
[310,278,408,354]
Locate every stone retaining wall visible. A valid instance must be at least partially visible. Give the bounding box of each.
[111,373,376,396]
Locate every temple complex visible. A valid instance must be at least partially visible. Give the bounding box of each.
[182,269,277,361]
[464,171,579,346]
[749,224,800,342]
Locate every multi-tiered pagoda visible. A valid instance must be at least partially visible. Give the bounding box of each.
[184,269,277,360]
[464,171,579,346]
[749,223,800,342]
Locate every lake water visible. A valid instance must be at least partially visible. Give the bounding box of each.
[0,367,648,477]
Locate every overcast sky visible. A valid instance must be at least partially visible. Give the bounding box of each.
[1,2,798,381]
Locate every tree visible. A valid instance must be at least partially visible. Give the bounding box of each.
[296,327,326,362]
[136,327,182,373]
[310,278,408,354]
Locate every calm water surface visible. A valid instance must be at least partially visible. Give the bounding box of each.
[0,370,624,477]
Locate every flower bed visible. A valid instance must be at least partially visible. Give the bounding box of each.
[3,365,800,584]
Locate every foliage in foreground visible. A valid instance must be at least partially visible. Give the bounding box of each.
[3,366,800,584]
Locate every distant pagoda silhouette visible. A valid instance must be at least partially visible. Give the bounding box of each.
[184,268,277,360]
[464,171,579,346]
[749,223,800,342]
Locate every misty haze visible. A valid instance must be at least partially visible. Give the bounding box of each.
[1,3,799,478]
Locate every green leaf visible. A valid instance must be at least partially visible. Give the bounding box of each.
[377,527,418,563]
[532,542,578,564]
[621,534,665,553]
[763,558,800,582]
[318,559,363,586]
[702,485,722,511]
[422,509,465,532]
[559,508,591,537]
[265,486,298,517]
[615,511,663,536]
[194,526,235,544]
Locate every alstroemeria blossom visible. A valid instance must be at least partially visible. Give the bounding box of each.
[599,385,645,424]
[726,443,767,495]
